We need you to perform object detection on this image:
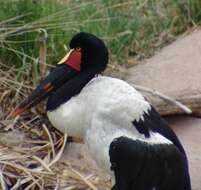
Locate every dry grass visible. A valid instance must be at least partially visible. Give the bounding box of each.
[0,62,111,189]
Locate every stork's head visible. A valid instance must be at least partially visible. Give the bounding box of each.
[67,32,108,71]
[9,32,108,117]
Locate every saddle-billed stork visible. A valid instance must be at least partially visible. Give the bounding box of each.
[10,32,191,190]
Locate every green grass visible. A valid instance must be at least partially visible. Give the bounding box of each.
[0,0,201,75]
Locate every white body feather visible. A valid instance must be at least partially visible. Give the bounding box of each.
[47,76,172,174]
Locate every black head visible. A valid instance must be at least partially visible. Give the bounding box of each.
[69,32,108,71]
[9,32,109,116]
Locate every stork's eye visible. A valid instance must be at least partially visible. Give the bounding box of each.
[75,47,81,51]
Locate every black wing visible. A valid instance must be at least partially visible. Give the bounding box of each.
[132,106,191,190]
[109,136,185,190]
[133,106,184,153]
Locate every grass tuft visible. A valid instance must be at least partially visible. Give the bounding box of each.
[0,0,201,69]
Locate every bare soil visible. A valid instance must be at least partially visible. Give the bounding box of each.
[167,116,201,190]
[126,28,201,98]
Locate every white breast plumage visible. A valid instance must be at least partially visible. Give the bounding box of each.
[47,76,158,175]
[47,76,151,137]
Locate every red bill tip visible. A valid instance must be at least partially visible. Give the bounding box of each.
[8,107,26,118]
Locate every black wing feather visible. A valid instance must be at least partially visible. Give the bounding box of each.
[132,106,191,190]
[133,106,184,153]
[109,136,185,190]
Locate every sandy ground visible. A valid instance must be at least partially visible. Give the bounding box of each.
[126,28,201,97]
[167,116,201,190]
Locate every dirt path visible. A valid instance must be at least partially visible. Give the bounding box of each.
[167,116,201,190]
[126,28,201,97]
